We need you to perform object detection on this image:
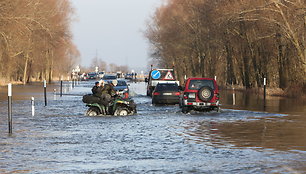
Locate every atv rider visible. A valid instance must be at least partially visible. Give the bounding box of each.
[92,80,105,97]
[92,81,101,96]
[100,80,118,109]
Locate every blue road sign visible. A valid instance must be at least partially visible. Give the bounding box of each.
[151,70,161,79]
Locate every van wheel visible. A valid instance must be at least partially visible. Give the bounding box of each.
[152,99,156,105]
[146,90,151,96]
[114,107,129,116]
[86,107,100,116]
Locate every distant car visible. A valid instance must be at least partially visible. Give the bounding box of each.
[88,72,97,80]
[114,80,129,99]
[105,80,129,99]
[125,73,133,79]
[152,83,181,105]
[180,78,220,113]
[80,73,88,81]
[98,71,105,78]
[102,74,117,80]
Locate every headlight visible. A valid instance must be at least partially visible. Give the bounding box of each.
[123,88,128,92]
[188,93,196,98]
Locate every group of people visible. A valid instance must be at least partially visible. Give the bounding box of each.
[91,79,118,106]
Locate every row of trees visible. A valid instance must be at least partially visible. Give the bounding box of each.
[0,0,79,84]
[146,0,305,94]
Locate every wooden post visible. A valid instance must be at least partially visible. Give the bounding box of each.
[44,80,47,106]
[31,97,35,116]
[232,85,236,106]
[60,80,63,97]
[8,83,12,134]
[263,78,267,109]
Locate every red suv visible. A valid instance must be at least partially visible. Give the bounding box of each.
[180,78,220,113]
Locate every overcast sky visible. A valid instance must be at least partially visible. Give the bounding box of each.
[71,0,163,72]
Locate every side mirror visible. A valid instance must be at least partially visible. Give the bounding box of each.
[145,78,148,82]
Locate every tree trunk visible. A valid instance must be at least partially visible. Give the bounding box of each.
[48,50,54,83]
[225,40,236,85]
[274,2,305,77]
[276,33,288,89]
[242,51,251,88]
[27,60,33,83]
[23,53,29,85]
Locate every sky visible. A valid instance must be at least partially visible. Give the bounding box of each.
[71,0,164,72]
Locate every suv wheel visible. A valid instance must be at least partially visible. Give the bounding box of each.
[215,106,221,113]
[198,86,214,102]
[182,106,190,114]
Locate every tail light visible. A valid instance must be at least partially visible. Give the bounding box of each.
[153,92,160,95]
[173,92,180,96]
[183,94,188,99]
[124,92,129,99]
[214,93,220,99]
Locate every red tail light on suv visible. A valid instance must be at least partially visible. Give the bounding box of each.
[180,78,220,113]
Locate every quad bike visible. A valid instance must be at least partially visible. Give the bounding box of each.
[83,94,137,116]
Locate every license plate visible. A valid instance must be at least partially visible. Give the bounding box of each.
[163,93,172,95]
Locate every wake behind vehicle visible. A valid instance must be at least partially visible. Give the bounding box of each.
[180,78,220,113]
[83,94,136,116]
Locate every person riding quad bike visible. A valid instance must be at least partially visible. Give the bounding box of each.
[100,80,117,106]
[92,81,103,96]
[83,80,137,116]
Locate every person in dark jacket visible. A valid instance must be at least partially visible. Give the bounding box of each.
[92,81,100,96]
[92,80,106,96]
[98,80,118,114]
[100,80,117,104]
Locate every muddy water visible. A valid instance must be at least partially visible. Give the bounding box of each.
[0,81,305,173]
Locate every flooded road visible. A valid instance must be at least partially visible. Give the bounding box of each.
[0,81,305,173]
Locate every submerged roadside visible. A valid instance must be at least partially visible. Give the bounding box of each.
[221,84,306,99]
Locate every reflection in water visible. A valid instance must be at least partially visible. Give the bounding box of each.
[182,118,306,151]
[179,89,305,153]
[220,89,305,115]
[0,82,73,101]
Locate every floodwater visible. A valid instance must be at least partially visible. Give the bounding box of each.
[0,81,305,173]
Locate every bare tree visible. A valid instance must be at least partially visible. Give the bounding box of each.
[0,0,78,83]
[145,0,306,95]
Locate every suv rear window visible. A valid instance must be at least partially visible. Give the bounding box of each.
[155,83,178,91]
[188,80,214,90]
[117,81,127,86]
